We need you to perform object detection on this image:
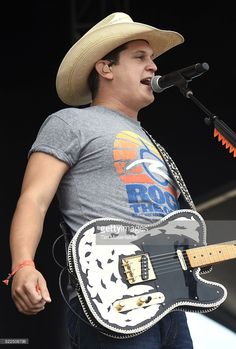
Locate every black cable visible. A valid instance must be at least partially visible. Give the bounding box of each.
[58,267,89,325]
[52,232,91,325]
[52,232,106,330]
[51,233,66,269]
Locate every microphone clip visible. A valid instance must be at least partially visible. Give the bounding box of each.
[171,73,193,98]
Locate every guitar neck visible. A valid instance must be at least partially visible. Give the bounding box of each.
[186,240,236,268]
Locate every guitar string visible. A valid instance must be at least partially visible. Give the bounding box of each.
[129,248,223,276]
[149,250,189,265]
[147,251,191,274]
[149,249,188,260]
[151,257,190,273]
[133,248,216,274]
[150,251,188,262]
[151,260,189,269]
[123,250,191,275]
[152,262,189,274]
[149,248,215,269]
[155,266,183,276]
[153,264,182,273]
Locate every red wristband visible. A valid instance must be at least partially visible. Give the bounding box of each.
[2,260,35,285]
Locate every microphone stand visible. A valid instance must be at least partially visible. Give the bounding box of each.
[174,76,236,158]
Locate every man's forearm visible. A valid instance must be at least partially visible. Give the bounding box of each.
[10,194,46,268]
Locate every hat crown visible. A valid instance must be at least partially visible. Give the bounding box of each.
[86,12,133,35]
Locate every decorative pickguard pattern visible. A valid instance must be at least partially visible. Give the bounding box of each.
[69,209,226,335]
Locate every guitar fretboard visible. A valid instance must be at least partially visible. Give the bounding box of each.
[186,240,236,268]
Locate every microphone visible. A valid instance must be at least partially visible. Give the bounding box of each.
[151,62,209,93]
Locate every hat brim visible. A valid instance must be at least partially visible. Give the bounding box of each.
[56,22,184,106]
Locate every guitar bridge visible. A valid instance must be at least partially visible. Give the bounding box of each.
[122,253,156,284]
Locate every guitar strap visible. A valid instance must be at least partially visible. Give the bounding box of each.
[142,128,196,211]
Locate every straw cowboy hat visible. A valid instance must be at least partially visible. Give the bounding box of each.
[56,12,184,106]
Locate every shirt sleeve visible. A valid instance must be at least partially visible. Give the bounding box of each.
[28,114,81,166]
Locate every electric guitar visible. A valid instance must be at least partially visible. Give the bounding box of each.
[67,209,236,338]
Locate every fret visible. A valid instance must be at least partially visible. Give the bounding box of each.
[186,241,236,267]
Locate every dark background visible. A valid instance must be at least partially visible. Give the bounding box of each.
[1,1,235,348]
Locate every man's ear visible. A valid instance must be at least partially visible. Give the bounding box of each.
[95,61,113,78]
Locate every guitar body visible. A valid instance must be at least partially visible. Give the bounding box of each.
[68,209,227,337]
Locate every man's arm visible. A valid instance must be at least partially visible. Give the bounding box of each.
[9,152,69,315]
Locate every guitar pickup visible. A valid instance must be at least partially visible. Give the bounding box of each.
[122,253,156,284]
[113,292,165,312]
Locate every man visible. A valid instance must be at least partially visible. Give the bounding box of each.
[8,12,194,348]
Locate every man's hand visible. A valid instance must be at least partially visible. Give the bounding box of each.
[11,267,51,315]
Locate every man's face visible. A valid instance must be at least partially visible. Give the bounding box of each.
[111,40,157,111]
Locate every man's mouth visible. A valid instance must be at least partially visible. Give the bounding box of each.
[140,77,152,86]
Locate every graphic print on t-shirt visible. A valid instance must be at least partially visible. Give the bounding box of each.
[113,130,180,218]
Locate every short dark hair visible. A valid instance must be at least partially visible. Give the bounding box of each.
[88,43,128,100]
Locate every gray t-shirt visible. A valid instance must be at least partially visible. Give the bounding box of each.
[29,106,180,233]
